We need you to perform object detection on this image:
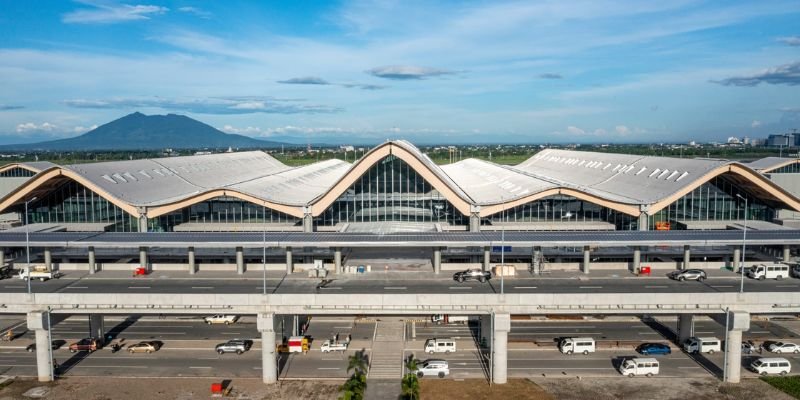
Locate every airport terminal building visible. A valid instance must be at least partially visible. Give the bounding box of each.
[1,140,799,234]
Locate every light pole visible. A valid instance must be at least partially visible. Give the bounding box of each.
[24,196,37,295]
[736,194,747,294]
[262,205,267,295]
[500,198,505,295]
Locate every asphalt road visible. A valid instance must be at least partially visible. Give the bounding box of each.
[2,272,800,294]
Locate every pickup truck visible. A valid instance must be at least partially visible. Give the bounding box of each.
[204,315,238,325]
[18,269,62,282]
[431,314,469,325]
[320,340,349,353]
[69,338,99,353]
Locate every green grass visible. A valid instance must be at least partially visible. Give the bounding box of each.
[761,376,800,398]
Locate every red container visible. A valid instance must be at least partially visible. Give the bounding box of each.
[134,267,147,276]
[640,266,651,276]
[211,383,223,393]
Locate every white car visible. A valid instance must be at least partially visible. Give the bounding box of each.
[416,359,449,378]
[768,342,800,354]
[204,315,239,325]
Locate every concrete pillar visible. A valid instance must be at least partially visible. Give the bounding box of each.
[0,247,5,268]
[479,314,492,348]
[44,248,52,271]
[257,313,278,384]
[582,246,590,274]
[334,248,342,274]
[483,247,490,271]
[532,247,541,274]
[733,247,741,272]
[285,247,293,274]
[470,205,481,232]
[724,311,750,384]
[783,245,791,263]
[302,208,314,233]
[138,215,148,232]
[236,247,244,275]
[677,314,694,344]
[683,245,690,270]
[89,314,104,344]
[433,247,441,274]
[139,246,148,271]
[188,247,196,275]
[27,311,53,382]
[633,246,641,272]
[88,246,96,274]
[638,212,649,231]
[493,313,510,384]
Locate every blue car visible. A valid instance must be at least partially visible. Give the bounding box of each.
[637,343,671,355]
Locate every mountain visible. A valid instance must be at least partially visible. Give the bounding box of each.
[0,112,288,151]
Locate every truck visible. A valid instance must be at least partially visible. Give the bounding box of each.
[18,268,62,281]
[431,314,469,325]
[204,315,238,325]
[320,339,349,353]
[287,336,309,353]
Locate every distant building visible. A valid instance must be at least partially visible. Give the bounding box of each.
[727,137,741,144]
[768,134,790,147]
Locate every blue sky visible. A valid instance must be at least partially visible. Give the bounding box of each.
[0,0,799,145]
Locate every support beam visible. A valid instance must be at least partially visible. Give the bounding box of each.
[236,246,244,275]
[638,212,649,231]
[493,313,510,384]
[433,247,441,274]
[333,248,342,275]
[532,247,542,275]
[677,314,694,344]
[285,247,293,274]
[27,311,53,382]
[724,311,749,383]
[88,246,96,274]
[139,246,148,271]
[582,246,590,274]
[302,208,314,233]
[188,247,196,275]
[683,245,691,270]
[257,313,278,384]
[784,245,791,263]
[0,247,5,269]
[632,246,641,272]
[138,215,148,233]
[89,314,104,344]
[483,247,490,272]
[44,248,52,271]
[470,205,481,232]
[733,247,741,272]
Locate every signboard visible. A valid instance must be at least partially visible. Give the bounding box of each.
[492,246,512,252]
[655,221,671,231]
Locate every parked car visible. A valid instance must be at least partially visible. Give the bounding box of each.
[636,343,671,356]
[742,341,757,355]
[791,264,800,278]
[751,357,791,375]
[69,338,99,353]
[204,315,239,325]
[416,359,449,378]
[767,342,800,354]
[215,339,252,355]
[668,269,707,282]
[452,269,492,283]
[127,341,162,354]
[26,340,64,352]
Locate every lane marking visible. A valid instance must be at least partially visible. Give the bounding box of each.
[318,367,340,370]
[750,331,770,334]
[777,285,798,288]
[3,286,24,289]
[384,287,407,290]
[191,286,214,289]
[637,332,659,335]
[320,287,342,290]
[128,286,150,289]
[579,286,602,289]
[449,287,472,290]
[509,332,602,336]
[221,332,242,335]
[678,366,702,369]
[256,287,276,290]
[64,286,88,289]
[645,286,668,289]
[190,366,212,369]
[711,285,733,288]
[514,286,538,289]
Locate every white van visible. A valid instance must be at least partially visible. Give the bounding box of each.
[559,337,596,355]
[682,336,721,354]
[750,357,791,376]
[748,263,790,280]
[424,338,456,354]
[618,357,660,377]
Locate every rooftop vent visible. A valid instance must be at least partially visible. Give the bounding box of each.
[636,167,647,175]
[676,171,690,182]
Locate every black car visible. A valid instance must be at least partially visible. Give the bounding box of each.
[26,340,65,352]
[453,269,492,283]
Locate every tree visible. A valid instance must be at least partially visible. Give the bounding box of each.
[346,349,369,376]
[400,354,421,400]
[339,349,369,400]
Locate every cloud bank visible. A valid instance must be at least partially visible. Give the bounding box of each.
[63,1,168,24]
[366,65,456,80]
[63,96,341,114]
[712,61,800,86]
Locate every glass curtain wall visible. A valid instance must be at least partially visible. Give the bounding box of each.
[486,194,638,230]
[316,155,467,226]
[0,167,36,177]
[769,162,800,174]
[149,196,299,232]
[649,175,775,229]
[26,180,138,231]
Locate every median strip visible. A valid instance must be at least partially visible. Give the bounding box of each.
[64,286,89,289]
[579,286,602,289]
[191,286,214,289]
[514,286,538,289]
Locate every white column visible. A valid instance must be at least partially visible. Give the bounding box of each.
[0,247,5,269]
[433,247,441,274]
[27,311,53,382]
[88,246,96,274]
[582,246,590,274]
[493,313,510,384]
[139,246,148,271]
[784,245,791,263]
[44,248,52,271]
[236,247,244,275]
[258,313,278,384]
[733,247,741,272]
[334,248,342,274]
[724,311,750,383]
[285,247,293,274]
[188,247,196,275]
[483,247,490,271]
[683,245,690,270]
[633,246,641,272]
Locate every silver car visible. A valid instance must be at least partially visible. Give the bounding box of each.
[668,269,707,282]
[416,359,449,378]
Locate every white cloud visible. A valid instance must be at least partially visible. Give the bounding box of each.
[178,6,212,19]
[63,1,168,24]
[16,122,57,133]
[220,125,262,135]
[73,124,98,133]
[615,125,631,135]
[751,120,762,128]
[566,126,585,135]
[778,36,800,46]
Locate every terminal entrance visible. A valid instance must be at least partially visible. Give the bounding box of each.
[344,247,433,271]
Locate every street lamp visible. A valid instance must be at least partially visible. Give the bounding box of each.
[736,194,747,294]
[262,204,267,295]
[24,196,37,295]
[500,198,505,295]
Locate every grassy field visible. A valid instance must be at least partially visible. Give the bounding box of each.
[761,376,800,399]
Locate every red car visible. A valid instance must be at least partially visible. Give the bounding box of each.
[69,338,99,353]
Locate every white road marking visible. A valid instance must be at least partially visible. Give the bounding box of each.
[191,286,214,289]
[638,332,659,335]
[509,332,602,336]
[645,286,668,289]
[384,287,407,290]
[579,286,602,289]
[318,367,340,370]
[515,286,538,289]
[198,357,219,360]
[64,286,88,289]
[320,287,342,290]
[3,286,24,289]
[514,326,596,329]
[678,366,702,369]
[750,331,770,334]
[711,285,733,288]
[190,366,212,369]
[777,285,798,288]
[449,287,472,290]
[256,287,276,290]
[221,332,242,335]
[128,286,150,289]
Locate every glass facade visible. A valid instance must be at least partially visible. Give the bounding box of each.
[769,162,800,174]
[315,155,466,226]
[649,175,775,229]
[25,180,138,232]
[486,194,638,230]
[149,196,299,232]
[0,167,36,178]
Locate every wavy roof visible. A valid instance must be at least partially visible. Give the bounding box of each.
[1,141,799,219]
